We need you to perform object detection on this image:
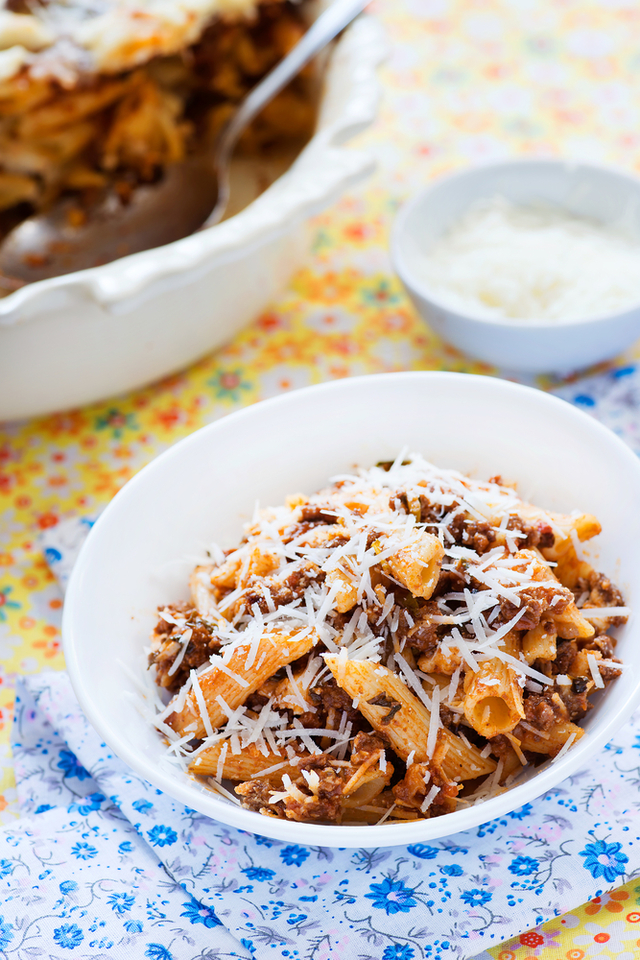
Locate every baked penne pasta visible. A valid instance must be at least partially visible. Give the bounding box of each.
[0,1,317,284]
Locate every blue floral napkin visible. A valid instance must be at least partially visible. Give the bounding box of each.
[551,364,640,455]
[3,362,640,960]
[3,669,640,960]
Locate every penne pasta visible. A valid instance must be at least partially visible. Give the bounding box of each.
[167,628,319,737]
[522,622,557,664]
[552,604,595,640]
[324,656,496,781]
[190,742,306,782]
[515,720,584,757]
[147,453,625,825]
[463,658,525,739]
[384,532,445,600]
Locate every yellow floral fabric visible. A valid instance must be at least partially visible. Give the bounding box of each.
[2,0,640,954]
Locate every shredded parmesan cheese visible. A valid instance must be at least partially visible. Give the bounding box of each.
[552,731,578,763]
[587,653,605,689]
[420,783,441,813]
[422,196,640,324]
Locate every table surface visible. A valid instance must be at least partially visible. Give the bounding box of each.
[3,0,640,956]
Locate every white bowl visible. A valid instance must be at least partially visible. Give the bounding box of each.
[0,13,385,423]
[63,370,640,847]
[392,159,640,373]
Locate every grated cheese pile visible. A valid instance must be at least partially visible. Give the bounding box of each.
[422,196,640,323]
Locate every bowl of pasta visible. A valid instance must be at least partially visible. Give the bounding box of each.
[62,371,640,846]
[0,1,384,421]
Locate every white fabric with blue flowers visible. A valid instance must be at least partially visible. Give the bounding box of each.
[1,663,639,959]
[3,364,640,960]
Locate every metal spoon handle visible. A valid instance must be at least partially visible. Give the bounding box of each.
[204,0,369,226]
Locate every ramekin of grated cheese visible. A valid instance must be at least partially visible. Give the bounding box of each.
[391,159,640,373]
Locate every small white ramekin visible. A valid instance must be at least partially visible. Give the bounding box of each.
[392,158,640,373]
[0,13,385,422]
[62,371,640,847]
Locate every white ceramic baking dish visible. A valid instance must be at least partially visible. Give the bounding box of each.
[0,12,385,422]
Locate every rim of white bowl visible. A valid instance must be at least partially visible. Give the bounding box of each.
[392,156,640,331]
[63,371,640,847]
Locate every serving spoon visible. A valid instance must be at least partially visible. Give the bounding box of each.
[0,0,369,285]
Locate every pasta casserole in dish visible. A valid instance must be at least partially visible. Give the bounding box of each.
[147,454,628,826]
[0,0,316,288]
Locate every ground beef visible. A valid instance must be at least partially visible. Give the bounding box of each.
[298,503,340,524]
[598,663,623,682]
[154,601,194,633]
[557,688,591,722]
[498,583,571,631]
[505,515,555,550]
[580,570,627,630]
[523,692,568,730]
[148,604,220,693]
[236,756,351,823]
[392,762,458,816]
[576,636,622,680]
[245,691,270,712]
[488,734,513,762]
[234,780,285,817]
[579,634,615,659]
[432,567,466,596]
[402,601,441,653]
[350,732,388,765]
[585,570,625,608]
[309,677,363,724]
[446,515,497,554]
[418,494,460,525]
[286,759,350,823]
[439,706,460,731]
[550,639,578,676]
[242,561,325,613]
[296,710,322,728]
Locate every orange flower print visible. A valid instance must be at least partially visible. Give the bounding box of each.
[258,312,281,332]
[34,631,61,659]
[585,889,629,915]
[566,951,585,960]
[36,512,59,530]
[519,932,544,948]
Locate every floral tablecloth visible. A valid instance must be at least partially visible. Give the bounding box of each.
[3,0,640,957]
